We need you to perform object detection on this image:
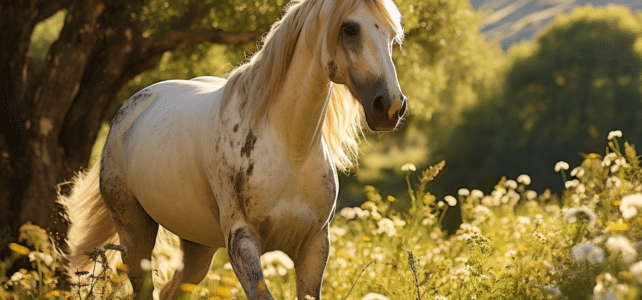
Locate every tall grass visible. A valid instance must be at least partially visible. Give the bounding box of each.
[1,132,642,299]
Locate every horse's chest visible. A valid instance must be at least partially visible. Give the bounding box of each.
[211,127,337,254]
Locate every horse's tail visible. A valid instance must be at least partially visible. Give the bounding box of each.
[57,161,120,282]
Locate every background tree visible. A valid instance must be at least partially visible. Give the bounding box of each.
[0,0,285,242]
[440,4,642,198]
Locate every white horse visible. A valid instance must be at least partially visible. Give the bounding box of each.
[60,0,406,299]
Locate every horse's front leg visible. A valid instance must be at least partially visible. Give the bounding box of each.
[294,225,330,300]
[227,224,274,300]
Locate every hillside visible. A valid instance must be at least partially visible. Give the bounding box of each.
[470,0,642,50]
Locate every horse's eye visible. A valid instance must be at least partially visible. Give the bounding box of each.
[342,23,359,36]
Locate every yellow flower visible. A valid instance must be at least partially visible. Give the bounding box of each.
[9,243,30,255]
[45,290,61,297]
[614,200,621,206]
[19,269,27,274]
[362,236,371,242]
[215,285,233,298]
[619,271,634,281]
[208,296,223,300]
[108,275,125,284]
[587,153,602,159]
[485,232,495,238]
[337,249,346,257]
[349,267,356,273]
[518,247,528,252]
[116,262,128,273]
[180,283,198,293]
[608,221,629,233]
[387,195,396,202]
[220,276,238,287]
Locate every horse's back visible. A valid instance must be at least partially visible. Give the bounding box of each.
[101,77,229,246]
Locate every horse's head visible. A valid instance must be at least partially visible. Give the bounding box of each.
[321,0,406,132]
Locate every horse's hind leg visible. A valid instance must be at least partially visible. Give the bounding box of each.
[100,174,158,297]
[159,238,217,300]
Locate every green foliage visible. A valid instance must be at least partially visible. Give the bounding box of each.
[29,10,67,59]
[441,4,642,196]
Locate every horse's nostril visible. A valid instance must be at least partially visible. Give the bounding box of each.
[373,96,385,114]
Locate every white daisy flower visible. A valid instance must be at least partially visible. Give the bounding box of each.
[563,206,597,226]
[517,174,531,185]
[606,236,638,263]
[401,163,416,172]
[554,161,569,172]
[608,130,622,140]
[445,195,457,206]
[620,193,642,219]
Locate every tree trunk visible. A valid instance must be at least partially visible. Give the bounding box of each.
[0,0,263,243]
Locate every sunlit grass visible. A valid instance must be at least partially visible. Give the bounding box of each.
[2,132,642,299]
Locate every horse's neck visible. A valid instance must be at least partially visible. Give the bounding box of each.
[268,42,331,167]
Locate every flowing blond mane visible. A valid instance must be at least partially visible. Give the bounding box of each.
[221,0,404,171]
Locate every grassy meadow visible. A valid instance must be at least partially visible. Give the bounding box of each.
[1,132,642,299]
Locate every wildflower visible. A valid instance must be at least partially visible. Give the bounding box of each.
[565,179,580,189]
[8,243,30,255]
[444,195,457,206]
[361,293,390,300]
[602,153,618,167]
[563,206,597,226]
[619,271,634,281]
[362,236,371,242]
[180,283,198,293]
[376,218,397,236]
[570,243,604,264]
[631,261,642,284]
[10,271,24,281]
[220,276,238,286]
[542,286,561,295]
[330,226,347,237]
[525,190,538,200]
[116,262,128,273]
[262,251,294,269]
[532,232,546,242]
[215,285,233,298]
[588,248,605,264]
[471,189,484,199]
[140,258,152,271]
[606,176,622,188]
[517,174,531,185]
[608,130,622,140]
[339,207,357,219]
[554,161,569,172]
[28,251,53,265]
[401,163,416,172]
[620,193,642,219]
[606,236,638,263]
[570,167,585,177]
[607,220,629,233]
[387,195,396,202]
[458,188,470,196]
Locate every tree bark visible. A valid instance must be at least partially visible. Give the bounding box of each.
[0,0,264,241]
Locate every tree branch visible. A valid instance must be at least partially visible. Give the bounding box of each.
[144,29,263,54]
